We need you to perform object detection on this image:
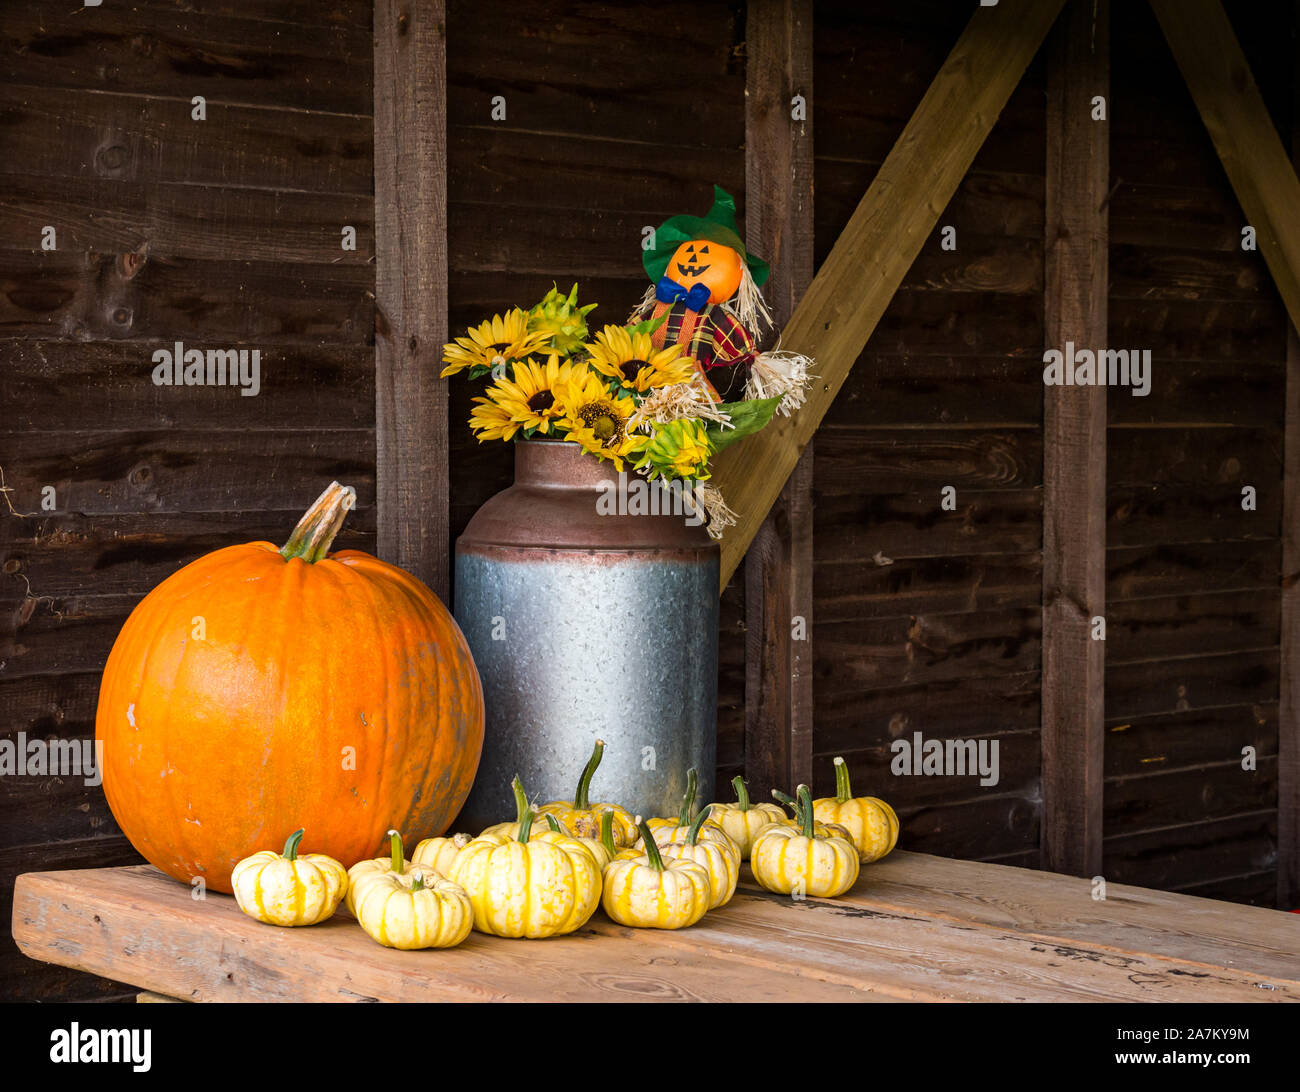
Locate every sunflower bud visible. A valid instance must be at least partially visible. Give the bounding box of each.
[526,283,598,357]
[634,419,714,481]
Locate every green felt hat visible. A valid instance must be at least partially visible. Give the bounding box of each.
[643,185,770,288]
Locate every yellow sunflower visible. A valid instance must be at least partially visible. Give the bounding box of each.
[556,371,644,470]
[441,309,552,378]
[491,355,584,436]
[585,324,698,394]
[468,393,521,443]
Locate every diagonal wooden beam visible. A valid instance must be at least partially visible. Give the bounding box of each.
[711,0,1066,590]
[1149,0,1300,338]
[1147,0,1300,910]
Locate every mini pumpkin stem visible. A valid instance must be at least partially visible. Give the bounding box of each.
[678,768,699,826]
[411,874,426,892]
[573,739,606,810]
[796,785,814,839]
[544,814,564,834]
[732,775,752,811]
[518,808,535,844]
[599,809,617,858]
[636,817,666,872]
[771,788,796,814]
[388,829,404,875]
[281,481,357,563]
[685,804,712,846]
[282,828,305,861]
[509,774,528,823]
[833,756,852,804]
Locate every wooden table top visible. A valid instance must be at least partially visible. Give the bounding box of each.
[12,851,1300,1002]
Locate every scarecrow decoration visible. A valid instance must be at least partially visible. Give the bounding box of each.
[628,184,813,415]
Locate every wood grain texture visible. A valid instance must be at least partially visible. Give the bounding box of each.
[710,0,1066,588]
[373,0,450,600]
[5,4,371,115]
[1041,0,1108,878]
[14,855,1299,1002]
[0,83,373,196]
[1149,0,1300,338]
[743,0,815,796]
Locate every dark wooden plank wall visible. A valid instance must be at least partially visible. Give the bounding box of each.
[441,0,750,780]
[812,1,1046,867]
[810,1,1289,899]
[0,0,376,1000]
[1100,2,1287,906]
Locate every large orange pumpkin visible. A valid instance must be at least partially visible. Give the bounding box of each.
[95,482,484,893]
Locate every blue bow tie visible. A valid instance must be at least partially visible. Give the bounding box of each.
[656,277,711,311]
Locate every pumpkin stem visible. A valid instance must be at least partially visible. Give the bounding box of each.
[677,768,698,826]
[635,817,666,873]
[834,756,852,804]
[411,874,426,893]
[732,775,751,812]
[685,804,712,847]
[388,829,404,875]
[518,808,535,844]
[544,814,564,834]
[282,828,305,861]
[771,788,796,814]
[573,739,605,810]
[281,481,357,563]
[796,785,815,840]
[599,809,617,859]
[509,774,528,823]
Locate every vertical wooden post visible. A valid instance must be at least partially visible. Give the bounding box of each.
[744,0,815,795]
[1279,0,1300,910]
[374,0,450,601]
[1041,0,1108,877]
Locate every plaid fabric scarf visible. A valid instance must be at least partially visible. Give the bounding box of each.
[629,296,759,402]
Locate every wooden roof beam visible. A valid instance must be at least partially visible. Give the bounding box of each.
[1150,0,1300,337]
[711,0,1067,589]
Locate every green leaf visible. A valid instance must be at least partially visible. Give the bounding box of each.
[627,313,668,338]
[704,397,780,454]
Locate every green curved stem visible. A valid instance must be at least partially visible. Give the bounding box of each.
[686,804,712,846]
[732,776,751,811]
[509,774,528,823]
[388,829,404,874]
[282,828,305,862]
[599,809,617,859]
[544,814,564,833]
[518,808,535,844]
[678,768,698,826]
[771,788,796,814]
[796,785,814,839]
[574,739,606,811]
[280,481,356,562]
[834,756,852,804]
[636,818,666,872]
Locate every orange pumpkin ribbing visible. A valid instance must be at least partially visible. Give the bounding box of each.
[95,485,483,893]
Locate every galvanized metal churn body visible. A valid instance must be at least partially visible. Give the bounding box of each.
[453,439,719,830]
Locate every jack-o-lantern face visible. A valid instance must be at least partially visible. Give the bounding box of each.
[668,239,744,304]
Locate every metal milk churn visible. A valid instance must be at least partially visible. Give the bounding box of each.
[453,439,719,830]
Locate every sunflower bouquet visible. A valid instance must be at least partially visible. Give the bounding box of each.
[441,284,784,537]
